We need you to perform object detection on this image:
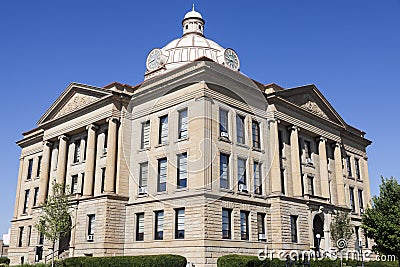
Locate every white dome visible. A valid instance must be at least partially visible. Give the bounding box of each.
[184,10,203,20]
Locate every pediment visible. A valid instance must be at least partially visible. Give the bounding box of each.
[38,83,112,125]
[277,85,346,126]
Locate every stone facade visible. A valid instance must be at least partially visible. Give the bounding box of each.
[8,8,372,267]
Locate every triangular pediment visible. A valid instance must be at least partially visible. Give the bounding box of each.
[38,83,112,125]
[276,85,346,126]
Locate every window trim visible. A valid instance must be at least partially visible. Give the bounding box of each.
[252,120,261,149]
[136,213,145,241]
[222,208,232,239]
[175,208,185,239]
[177,153,188,189]
[157,158,167,192]
[236,114,245,144]
[140,121,151,149]
[178,108,188,140]
[159,115,169,145]
[220,153,230,189]
[240,210,249,240]
[290,215,298,243]
[154,210,164,240]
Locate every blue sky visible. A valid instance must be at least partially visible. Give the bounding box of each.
[0,0,399,235]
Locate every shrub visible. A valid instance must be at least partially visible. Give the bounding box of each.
[62,254,186,267]
[0,258,9,265]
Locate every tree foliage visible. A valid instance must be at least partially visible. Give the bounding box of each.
[362,176,400,263]
[330,211,353,249]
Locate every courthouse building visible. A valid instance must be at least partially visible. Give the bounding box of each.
[8,7,372,267]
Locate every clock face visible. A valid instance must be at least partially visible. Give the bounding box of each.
[146,48,162,71]
[224,48,240,71]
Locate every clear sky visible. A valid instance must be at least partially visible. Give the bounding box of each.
[0,0,399,235]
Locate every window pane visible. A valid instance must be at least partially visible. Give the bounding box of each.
[238,158,246,185]
[177,153,188,188]
[136,213,144,241]
[219,110,229,134]
[252,121,260,148]
[74,140,81,163]
[222,209,231,239]
[155,211,164,240]
[158,158,167,192]
[141,121,150,148]
[176,209,185,239]
[236,115,245,144]
[254,162,262,195]
[220,154,229,189]
[88,215,95,236]
[159,116,168,144]
[346,156,352,177]
[349,187,355,212]
[291,215,298,243]
[139,162,149,188]
[178,109,188,139]
[27,159,33,180]
[240,211,249,240]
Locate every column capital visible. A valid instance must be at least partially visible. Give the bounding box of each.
[86,124,99,132]
[287,125,300,132]
[42,140,53,147]
[316,136,327,143]
[106,117,120,123]
[267,118,280,124]
[58,135,70,142]
[332,142,342,148]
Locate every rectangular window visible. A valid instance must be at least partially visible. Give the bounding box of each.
[27,226,32,247]
[307,175,314,196]
[23,189,30,214]
[101,168,106,193]
[38,232,44,245]
[358,189,364,211]
[364,233,369,248]
[349,187,355,212]
[18,227,24,247]
[141,121,150,149]
[136,213,144,241]
[252,120,260,148]
[33,187,39,207]
[236,115,245,144]
[87,214,95,241]
[178,109,188,139]
[280,168,286,195]
[155,211,164,240]
[139,162,148,193]
[304,140,312,160]
[355,158,361,180]
[73,140,81,163]
[290,215,298,243]
[159,115,169,144]
[240,211,249,240]
[254,162,262,195]
[71,175,79,194]
[219,109,229,138]
[237,158,246,186]
[220,154,230,189]
[346,155,352,177]
[36,156,42,177]
[103,130,108,152]
[157,158,167,192]
[278,130,284,158]
[222,208,231,239]
[81,173,85,195]
[27,159,33,180]
[83,136,87,161]
[175,208,185,239]
[257,213,266,241]
[177,153,188,188]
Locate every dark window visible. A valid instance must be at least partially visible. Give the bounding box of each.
[219,109,229,138]
[236,115,245,144]
[136,213,144,241]
[38,232,44,245]
[358,189,364,210]
[177,153,188,188]
[178,109,188,139]
[252,121,260,148]
[103,130,108,152]
[83,136,87,160]
[240,211,249,240]
[23,189,30,214]
[220,154,229,189]
[349,187,355,212]
[73,140,81,163]
[33,187,39,206]
[141,121,150,149]
[254,162,262,195]
[18,227,24,247]
[159,115,168,144]
[355,226,360,240]
[346,156,352,177]
[175,208,185,239]
[100,168,106,193]
[364,232,369,248]
[278,130,284,158]
[304,140,312,160]
[157,158,167,192]
[27,159,33,180]
[36,156,42,177]
[307,175,314,196]
[222,208,231,239]
[257,213,266,241]
[27,226,32,247]
[71,175,79,194]
[155,211,164,240]
[87,214,95,240]
[139,162,148,192]
[280,168,285,195]
[290,215,298,243]
[237,158,246,186]
[355,158,361,180]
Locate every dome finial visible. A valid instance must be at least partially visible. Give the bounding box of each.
[192,3,195,11]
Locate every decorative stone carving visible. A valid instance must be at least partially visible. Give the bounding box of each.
[55,94,98,118]
[301,100,329,119]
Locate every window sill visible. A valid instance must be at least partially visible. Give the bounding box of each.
[356,178,363,182]
[252,147,262,152]
[220,188,234,194]
[71,161,85,166]
[175,137,189,143]
[253,194,266,199]
[218,137,232,144]
[347,176,355,180]
[154,191,168,196]
[174,187,188,193]
[138,147,150,152]
[155,143,169,148]
[236,142,249,149]
[237,190,250,196]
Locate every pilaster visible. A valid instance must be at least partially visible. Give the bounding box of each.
[104,117,119,193]
[289,126,302,197]
[38,141,53,204]
[317,137,330,200]
[83,124,98,196]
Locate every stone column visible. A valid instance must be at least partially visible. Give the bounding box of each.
[361,157,371,207]
[13,157,24,218]
[317,137,330,200]
[334,142,346,206]
[269,119,281,194]
[104,117,119,193]
[289,126,302,197]
[83,124,98,196]
[56,135,69,185]
[38,141,53,204]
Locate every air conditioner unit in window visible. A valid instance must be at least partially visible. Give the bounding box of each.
[258,233,266,241]
[87,234,94,241]
[138,187,148,195]
[238,184,248,192]
[103,148,108,154]
[360,208,364,214]
[306,158,313,164]
[220,131,229,138]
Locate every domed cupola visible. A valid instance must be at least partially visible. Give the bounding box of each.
[182,4,205,36]
[145,6,240,79]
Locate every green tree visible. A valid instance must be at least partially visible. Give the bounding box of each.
[330,211,353,267]
[35,182,74,267]
[362,176,400,267]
